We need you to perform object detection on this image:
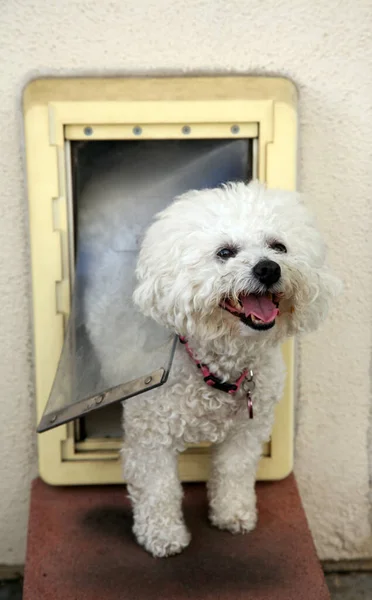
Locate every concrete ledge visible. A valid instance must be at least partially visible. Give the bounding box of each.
[24,474,329,600]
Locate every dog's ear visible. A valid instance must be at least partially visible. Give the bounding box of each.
[133,269,169,327]
[314,267,342,323]
[294,266,342,334]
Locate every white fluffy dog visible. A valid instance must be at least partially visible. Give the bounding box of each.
[121,180,339,557]
[82,177,339,558]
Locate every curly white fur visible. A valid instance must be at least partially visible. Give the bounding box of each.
[84,180,340,557]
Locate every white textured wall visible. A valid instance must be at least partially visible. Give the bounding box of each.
[1,0,371,564]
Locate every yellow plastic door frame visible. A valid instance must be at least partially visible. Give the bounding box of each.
[23,76,297,485]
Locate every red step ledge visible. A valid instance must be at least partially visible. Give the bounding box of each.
[23,474,330,600]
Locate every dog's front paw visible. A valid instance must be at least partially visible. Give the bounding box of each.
[209,504,257,534]
[134,520,191,558]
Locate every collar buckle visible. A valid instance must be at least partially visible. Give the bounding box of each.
[242,369,255,394]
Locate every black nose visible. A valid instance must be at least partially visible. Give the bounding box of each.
[253,260,281,287]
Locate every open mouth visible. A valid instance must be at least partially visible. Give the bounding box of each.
[221,292,281,331]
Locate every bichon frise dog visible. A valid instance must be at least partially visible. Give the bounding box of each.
[119,180,339,557]
[81,177,339,558]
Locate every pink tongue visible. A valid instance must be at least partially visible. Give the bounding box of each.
[241,294,279,323]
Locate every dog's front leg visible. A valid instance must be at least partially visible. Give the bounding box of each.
[122,435,190,557]
[207,421,266,534]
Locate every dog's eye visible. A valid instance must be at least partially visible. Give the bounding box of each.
[216,247,238,260]
[269,241,287,254]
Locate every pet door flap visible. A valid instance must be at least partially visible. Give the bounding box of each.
[37,267,178,433]
[37,139,252,433]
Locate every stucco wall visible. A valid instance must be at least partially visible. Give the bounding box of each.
[1,0,371,564]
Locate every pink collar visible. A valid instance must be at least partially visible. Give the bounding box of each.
[179,337,254,418]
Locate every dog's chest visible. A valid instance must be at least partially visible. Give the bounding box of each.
[164,345,251,445]
[169,383,245,445]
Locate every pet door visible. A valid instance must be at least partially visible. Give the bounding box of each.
[24,76,296,484]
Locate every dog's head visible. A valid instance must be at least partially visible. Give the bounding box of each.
[134,181,340,344]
